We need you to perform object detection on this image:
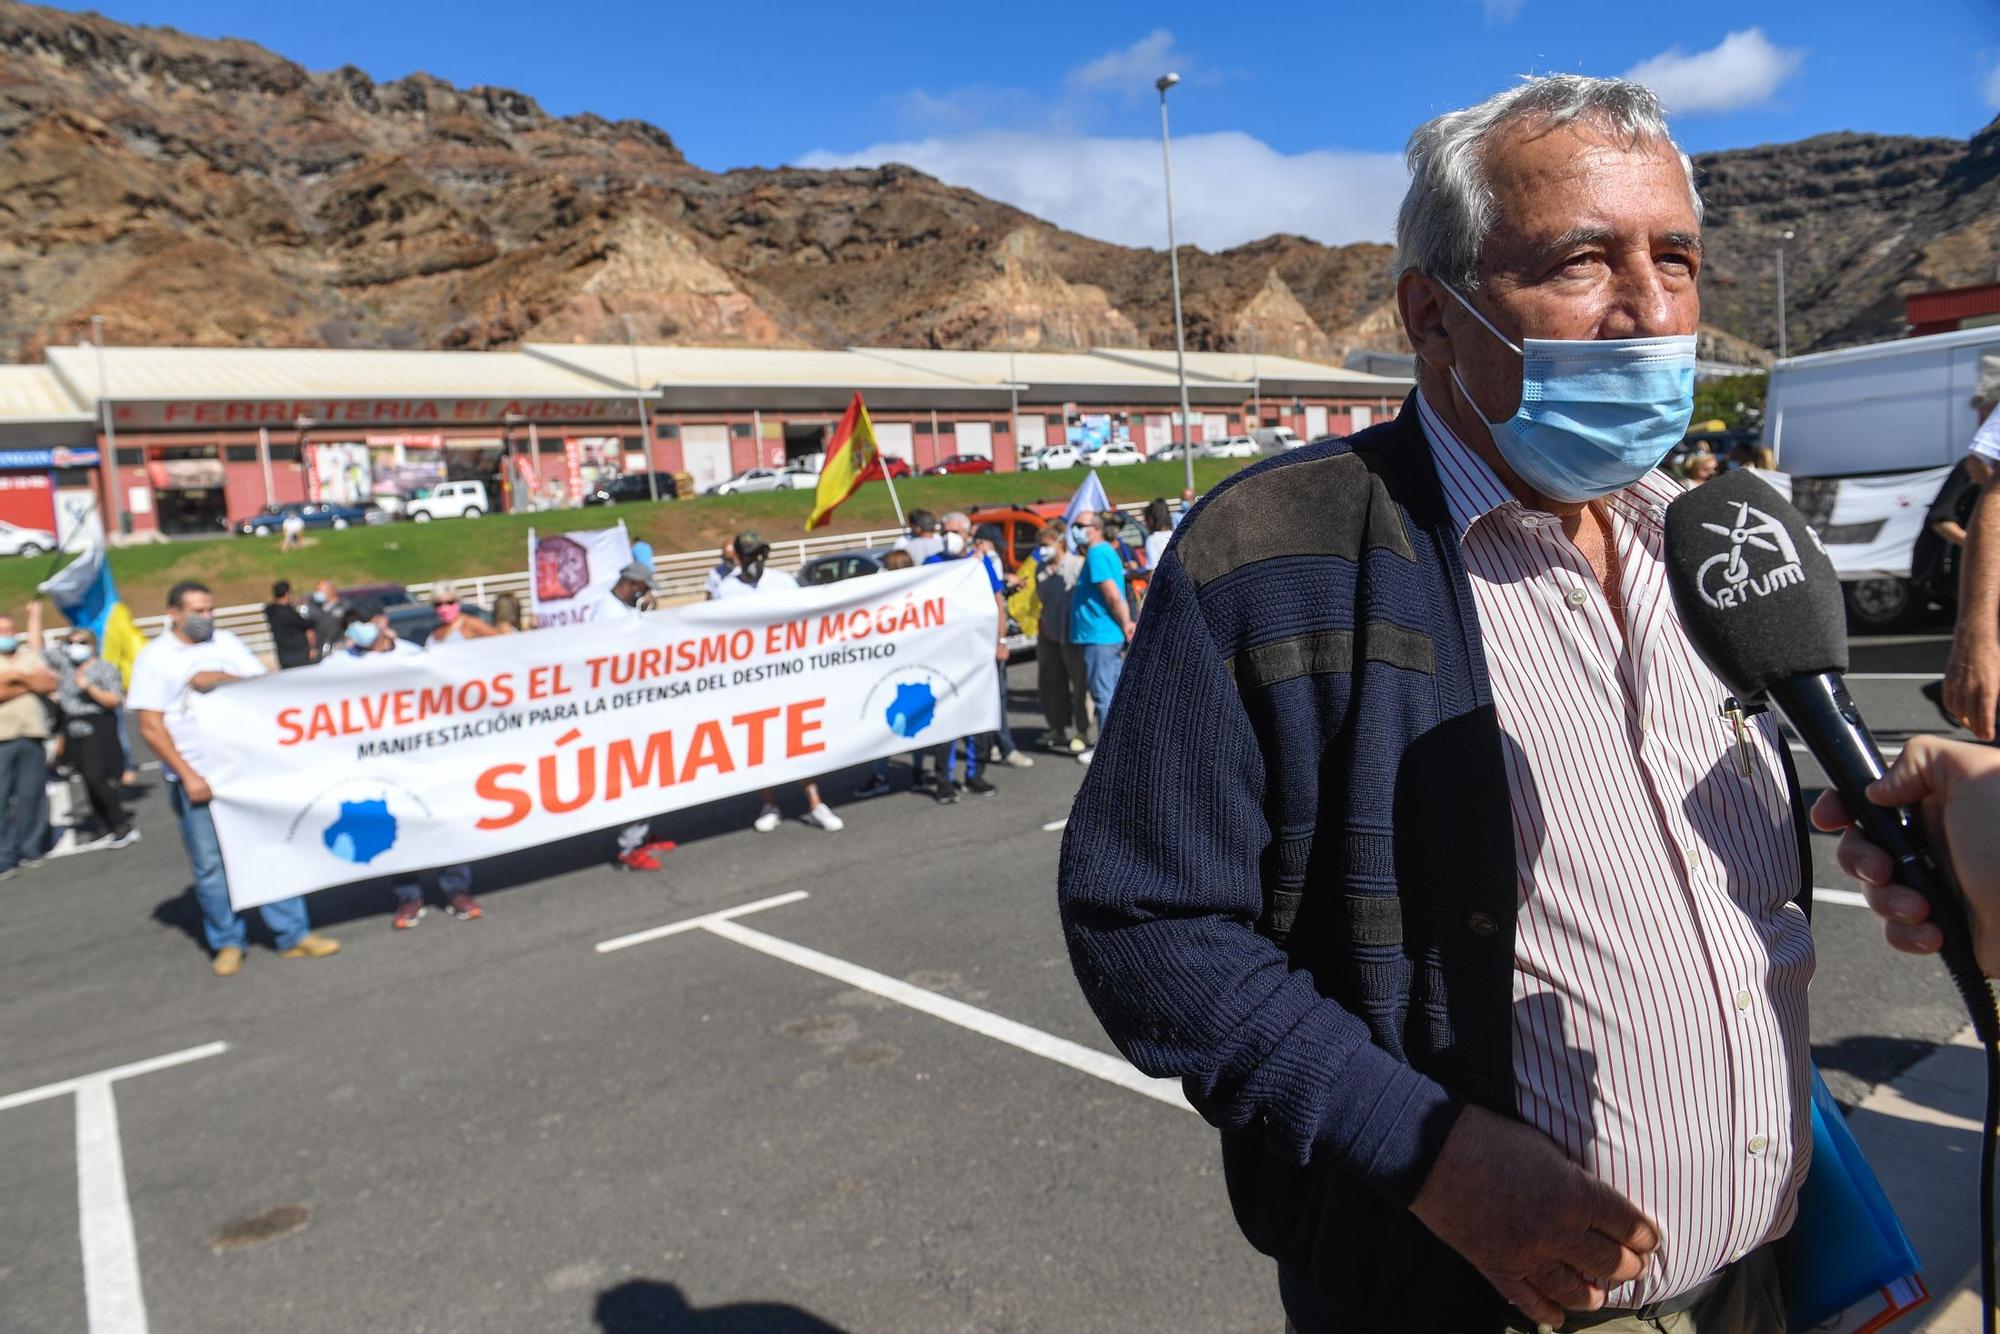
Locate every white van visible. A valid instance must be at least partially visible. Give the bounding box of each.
[1764,325,2000,478]
[406,480,488,522]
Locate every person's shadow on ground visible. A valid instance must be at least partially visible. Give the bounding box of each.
[594,1280,849,1333]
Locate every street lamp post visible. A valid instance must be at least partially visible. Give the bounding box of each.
[1155,71,1195,498]
[90,315,124,538]
[1776,229,1795,361]
[620,315,661,502]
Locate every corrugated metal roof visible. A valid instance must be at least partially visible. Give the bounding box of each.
[43,345,619,403]
[1089,348,1413,389]
[0,365,91,422]
[855,347,1189,388]
[526,344,996,391]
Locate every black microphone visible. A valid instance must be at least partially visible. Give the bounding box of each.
[1665,468,2000,1334]
[1662,469,1993,1038]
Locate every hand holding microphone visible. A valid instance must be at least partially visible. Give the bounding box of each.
[1811,735,2000,978]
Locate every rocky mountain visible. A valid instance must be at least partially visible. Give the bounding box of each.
[2,1,1995,366]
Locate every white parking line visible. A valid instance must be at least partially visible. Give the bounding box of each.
[0,1040,228,1334]
[1041,817,1068,833]
[596,896,1189,1111]
[1842,673,1942,681]
[1814,886,1871,908]
[705,916,1192,1111]
[593,890,810,954]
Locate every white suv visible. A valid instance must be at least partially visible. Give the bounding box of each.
[406,480,487,521]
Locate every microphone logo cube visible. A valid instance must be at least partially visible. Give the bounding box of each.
[1695,500,1810,610]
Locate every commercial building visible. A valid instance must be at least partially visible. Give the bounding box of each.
[3,342,1413,538]
[1907,282,2000,340]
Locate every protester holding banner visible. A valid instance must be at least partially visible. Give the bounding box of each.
[130,581,340,977]
[710,532,844,832]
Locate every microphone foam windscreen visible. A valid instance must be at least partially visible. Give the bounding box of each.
[1661,469,1848,700]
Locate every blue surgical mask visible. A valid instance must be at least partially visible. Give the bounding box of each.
[0,637,19,655]
[1447,288,1696,504]
[346,622,381,649]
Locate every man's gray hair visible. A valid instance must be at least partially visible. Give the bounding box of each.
[1391,75,1702,290]
[941,510,970,530]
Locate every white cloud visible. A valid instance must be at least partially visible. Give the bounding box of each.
[1622,28,1804,115]
[1067,29,1185,97]
[797,130,1406,252]
[1983,58,2000,111]
[1481,0,1524,24]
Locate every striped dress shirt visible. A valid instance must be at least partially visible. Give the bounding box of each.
[1417,392,1814,1307]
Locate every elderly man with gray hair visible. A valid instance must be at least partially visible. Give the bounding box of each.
[1060,75,1812,1333]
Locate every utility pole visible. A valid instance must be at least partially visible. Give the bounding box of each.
[1156,72,1196,497]
[1776,229,1795,361]
[620,315,661,501]
[90,315,124,538]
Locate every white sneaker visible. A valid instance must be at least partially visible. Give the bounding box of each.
[1002,750,1034,769]
[753,803,782,833]
[806,803,845,832]
[987,743,1004,763]
[1076,748,1094,766]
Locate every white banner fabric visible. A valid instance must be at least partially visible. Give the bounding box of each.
[198,562,1002,906]
[529,522,632,628]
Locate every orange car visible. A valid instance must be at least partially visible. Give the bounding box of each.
[968,503,1153,603]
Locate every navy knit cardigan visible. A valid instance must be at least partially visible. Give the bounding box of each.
[1057,397,1813,1333]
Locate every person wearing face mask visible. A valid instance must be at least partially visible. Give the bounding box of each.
[130,581,339,976]
[591,562,658,623]
[306,579,345,661]
[1022,519,1090,754]
[0,604,57,878]
[46,626,136,849]
[711,532,843,831]
[1061,77,1809,1334]
[1065,509,1135,767]
[335,596,423,657]
[424,580,499,645]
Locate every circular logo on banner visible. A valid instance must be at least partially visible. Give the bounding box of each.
[285,779,435,866]
[862,667,957,740]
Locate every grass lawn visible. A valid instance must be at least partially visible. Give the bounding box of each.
[13,458,1253,616]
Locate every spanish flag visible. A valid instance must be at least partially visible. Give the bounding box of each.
[38,522,147,686]
[807,392,881,530]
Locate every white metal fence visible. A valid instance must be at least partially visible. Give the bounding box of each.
[119,503,1150,659]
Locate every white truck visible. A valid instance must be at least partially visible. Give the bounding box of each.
[1762,325,2000,627]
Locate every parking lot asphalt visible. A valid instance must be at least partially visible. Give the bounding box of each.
[0,641,1979,1333]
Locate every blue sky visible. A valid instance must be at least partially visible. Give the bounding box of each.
[43,0,2000,251]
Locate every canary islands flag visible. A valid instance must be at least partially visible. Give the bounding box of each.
[38,522,146,686]
[807,392,881,530]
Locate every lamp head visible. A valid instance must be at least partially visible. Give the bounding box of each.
[1155,72,1180,93]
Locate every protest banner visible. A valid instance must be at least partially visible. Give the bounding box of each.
[195,561,1001,906]
[530,522,632,628]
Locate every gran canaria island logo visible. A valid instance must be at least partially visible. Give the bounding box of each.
[1696,501,1806,610]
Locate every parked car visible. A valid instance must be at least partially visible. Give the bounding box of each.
[236,501,373,537]
[1151,440,1194,463]
[709,467,797,496]
[0,520,57,557]
[925,454,994,476]
[1021,445,1079,472]
[782,465,821,490]
[857,457,912,482]
[1203,436,1261,460]
[582,472,680,506]
[1086,443,1144,468]
[406,480,487,521]
[798,546,896,585]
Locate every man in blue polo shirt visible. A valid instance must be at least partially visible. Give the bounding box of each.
[1068,509,1135,765]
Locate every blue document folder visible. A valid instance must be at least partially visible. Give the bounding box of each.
[1782,1067,1927,1331]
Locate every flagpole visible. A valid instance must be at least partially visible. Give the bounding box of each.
[878,456,906,529]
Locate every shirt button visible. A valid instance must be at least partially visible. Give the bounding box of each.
[1735,990,1753,1011]
[1747,1135,1768,1156]
[1564,588,1588,609]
